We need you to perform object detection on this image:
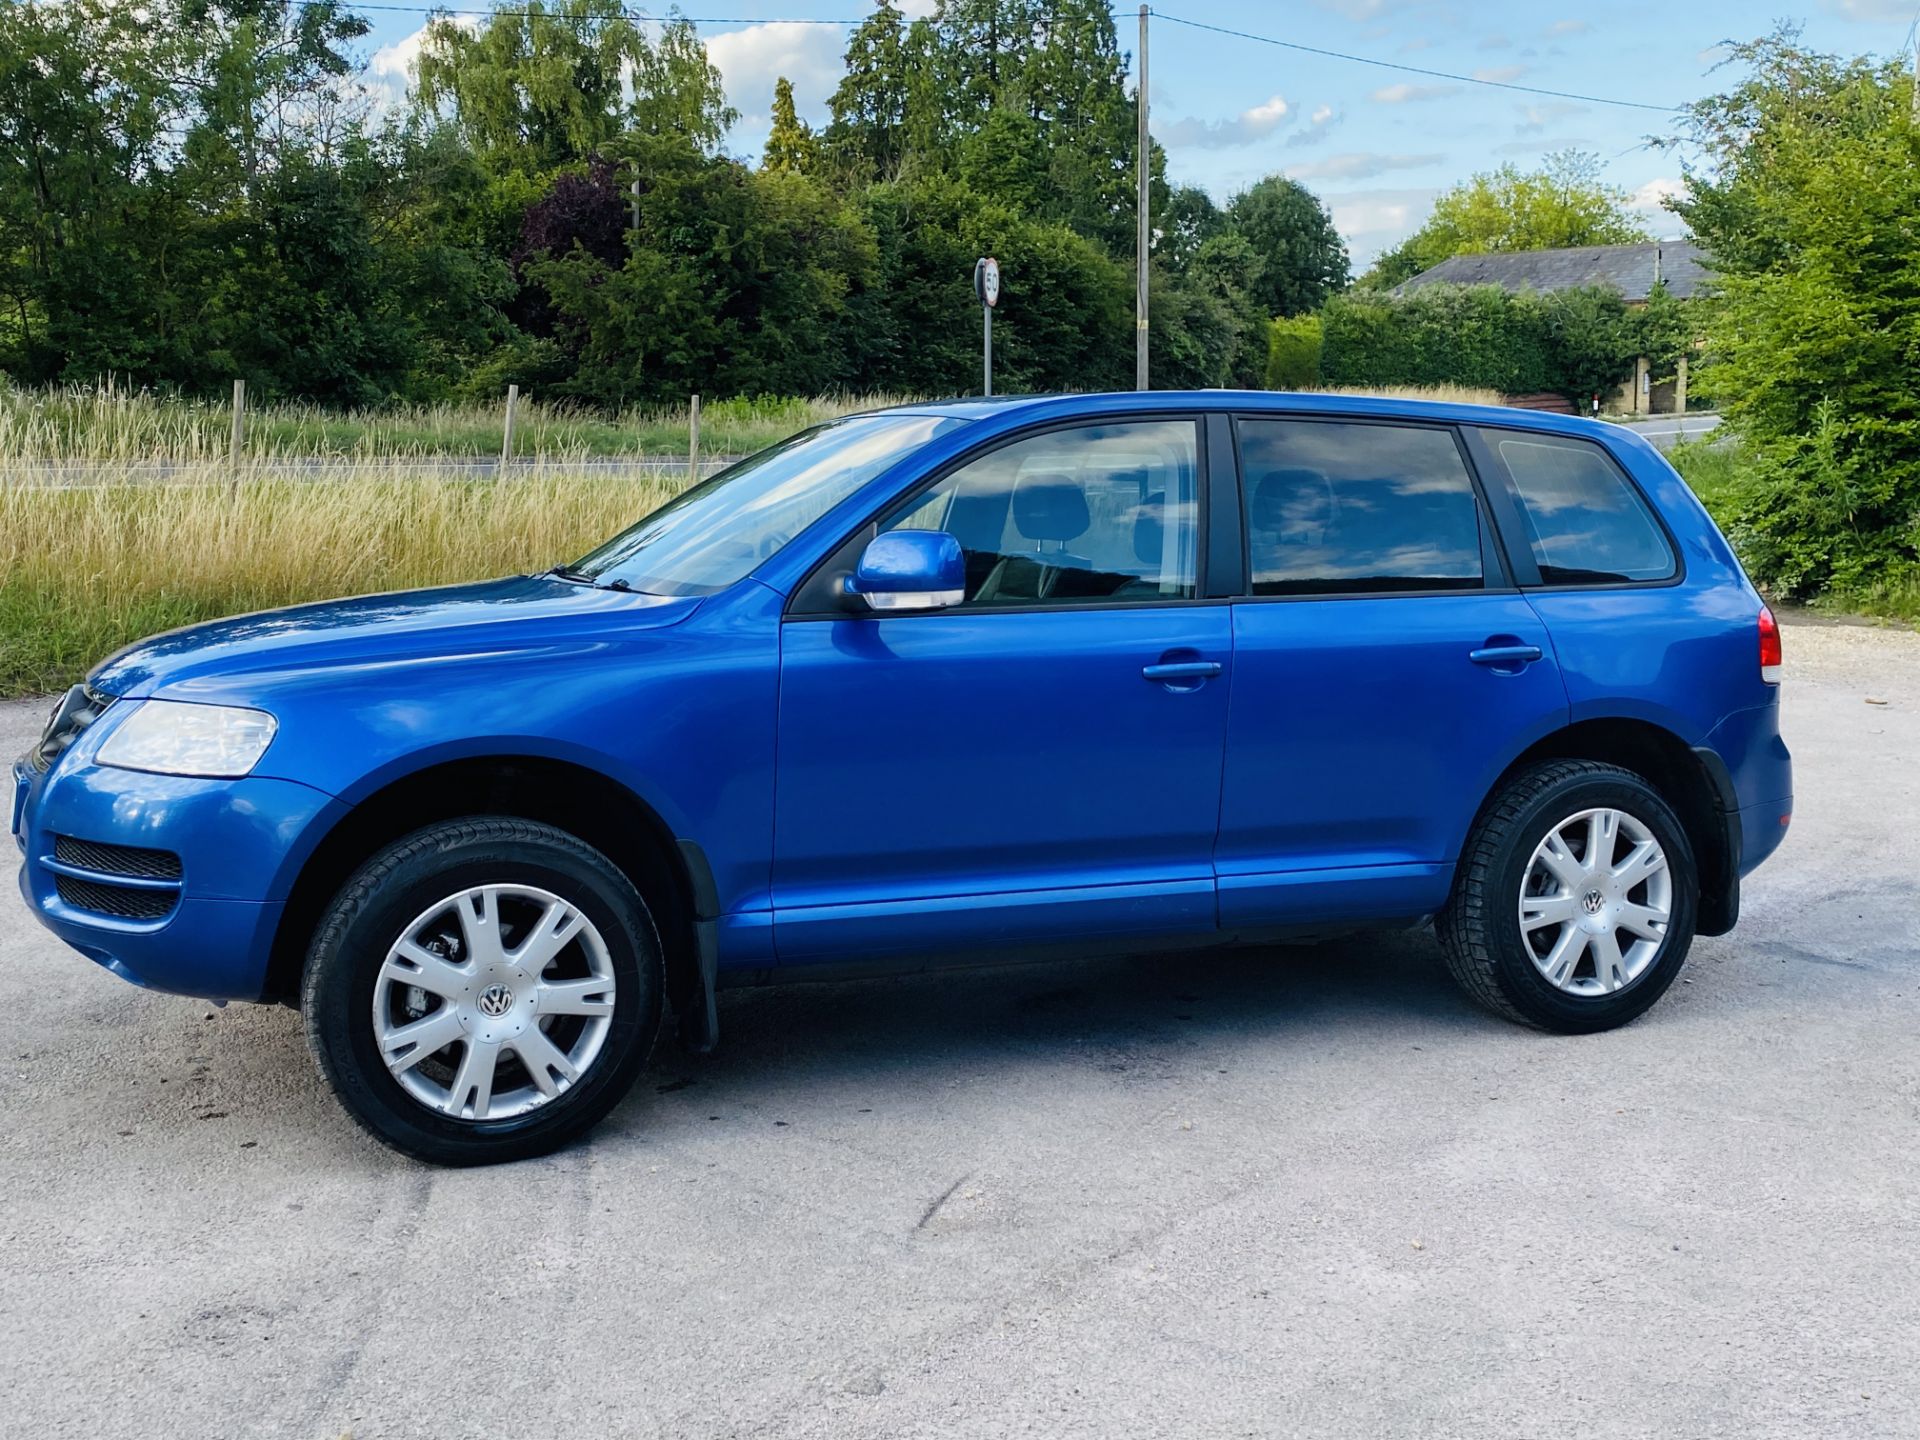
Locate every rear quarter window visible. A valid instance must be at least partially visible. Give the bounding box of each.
[1475,430,1676,585]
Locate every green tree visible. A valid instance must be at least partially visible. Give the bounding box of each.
[1365,150,1648,288]
[824,2,926,179]
[414,1,734,174]
[1223,177,1349,318]
[1158,185,1225,275]
[1669,31,1920,601]
[857,173,1130,394]
[763,77,820,174]
[528,135,875,403]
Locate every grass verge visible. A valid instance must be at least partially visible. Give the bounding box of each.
[0,385,906,462]
[0,466,685,696]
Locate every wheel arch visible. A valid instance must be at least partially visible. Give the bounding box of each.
[262,754,708,1018]
[1465,716,1738,936]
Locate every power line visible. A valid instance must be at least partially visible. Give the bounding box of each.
[338,2,862,18]
[1143,8,1678,115]
[301,1,1683,114]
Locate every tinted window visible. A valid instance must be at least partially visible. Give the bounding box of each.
[1238,419,1483,596]
[574,413,963,595]
[879,420,1199,607]
[1478,431,1675,584]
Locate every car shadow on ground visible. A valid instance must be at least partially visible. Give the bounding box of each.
[603,927,1513,1131]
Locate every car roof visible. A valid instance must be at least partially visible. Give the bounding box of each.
[874,390,1621,442]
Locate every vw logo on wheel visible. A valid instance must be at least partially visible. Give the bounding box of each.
[1582,890,1606,916]
[476,983,515,1018]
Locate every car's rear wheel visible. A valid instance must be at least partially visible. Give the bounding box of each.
[302,818,661,1164]
[1438,760,1697,1033]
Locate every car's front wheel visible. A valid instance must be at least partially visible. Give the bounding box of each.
[1438,760,1698,1033]
[302,818,661,1164]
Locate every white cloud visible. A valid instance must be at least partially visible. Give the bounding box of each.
[1546,19,1590,36]
[1629,176,1687,213]
[1478,33,1513,50]
[1516,100,1587,134]
[1161,94,1293,150]
[1473,65,1530,84]
[1325,186,1444,262]
[1821,0,1915,18]
[1371,82,1460,103]
[1312,0,1398,18]
[704,21,846,126]
[1286,151,1443,181]
[1285,103,1340,148]
[363,17,478,107]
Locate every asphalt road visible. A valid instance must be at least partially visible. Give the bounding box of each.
[2,618,1916,1439]
[1619,413,1723,451]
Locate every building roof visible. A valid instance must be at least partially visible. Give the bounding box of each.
[1395,240,1706,302]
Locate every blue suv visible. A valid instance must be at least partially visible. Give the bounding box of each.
[15,394,1792,1164]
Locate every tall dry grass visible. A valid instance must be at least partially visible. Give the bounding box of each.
[0,381,911,461]
[0,463,690,695]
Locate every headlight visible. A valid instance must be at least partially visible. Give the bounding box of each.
[96,701,279,778]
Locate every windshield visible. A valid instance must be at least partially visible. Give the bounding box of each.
[572,413,965,595]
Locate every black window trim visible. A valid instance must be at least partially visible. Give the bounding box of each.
[1461,423,1687,593]
[783,410,1224,620]
[1225,411,1519,604]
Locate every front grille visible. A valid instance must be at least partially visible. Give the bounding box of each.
[30,685,113,772]
[55,874,178,921]
[54,835,182,880]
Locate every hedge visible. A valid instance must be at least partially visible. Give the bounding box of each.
[1320,283,1655,403]
[1264,314,1323,389]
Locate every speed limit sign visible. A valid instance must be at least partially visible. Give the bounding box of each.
[974,256,1000,309]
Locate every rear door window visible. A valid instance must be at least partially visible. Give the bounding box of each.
[1473,430,1676,585]
[1236,418,1484,596]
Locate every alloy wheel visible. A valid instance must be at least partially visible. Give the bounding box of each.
[371,883,617,1121]
[1517,807,1672,997]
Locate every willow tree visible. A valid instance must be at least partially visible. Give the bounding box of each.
[413,1,735,173]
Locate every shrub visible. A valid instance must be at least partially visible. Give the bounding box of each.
[1264,314,1323,389]
[1672,34,1920,603]
[1319,283,1644,402]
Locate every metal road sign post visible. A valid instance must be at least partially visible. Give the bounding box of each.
[974,256,1000,396]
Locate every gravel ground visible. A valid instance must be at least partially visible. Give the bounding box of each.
[1,619,1916,1439]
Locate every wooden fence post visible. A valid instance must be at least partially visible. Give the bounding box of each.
[500,383,520,475]
[688,393,700,485]
[230,378,246,469]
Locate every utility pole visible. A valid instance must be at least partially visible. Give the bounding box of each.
[1912,28,1919,123]
[1136,4,1150,391]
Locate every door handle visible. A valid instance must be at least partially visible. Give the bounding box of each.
[1142,661,1223,682]
[1469,644,1544,666]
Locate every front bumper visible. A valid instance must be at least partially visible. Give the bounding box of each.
[14,753,343,1001]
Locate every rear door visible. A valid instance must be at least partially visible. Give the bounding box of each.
[1216,415,1570,928]
[773,416,1235,963]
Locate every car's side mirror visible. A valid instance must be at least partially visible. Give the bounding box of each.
[845,530,965,612]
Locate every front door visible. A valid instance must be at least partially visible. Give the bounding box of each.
[772,417,1233,963]
[1215,415,1570,927]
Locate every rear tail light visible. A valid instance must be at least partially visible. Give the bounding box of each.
[1758,604,1782,684]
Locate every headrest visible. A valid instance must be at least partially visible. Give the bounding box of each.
[1251,467,1333,532]
[1133,491,1166,566]
[1012,472,1090,543]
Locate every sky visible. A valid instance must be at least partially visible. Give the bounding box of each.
[357,0,1920,266]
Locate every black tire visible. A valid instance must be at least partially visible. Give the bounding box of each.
[302,817,662,1165]
[1438,760,1698,1034]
